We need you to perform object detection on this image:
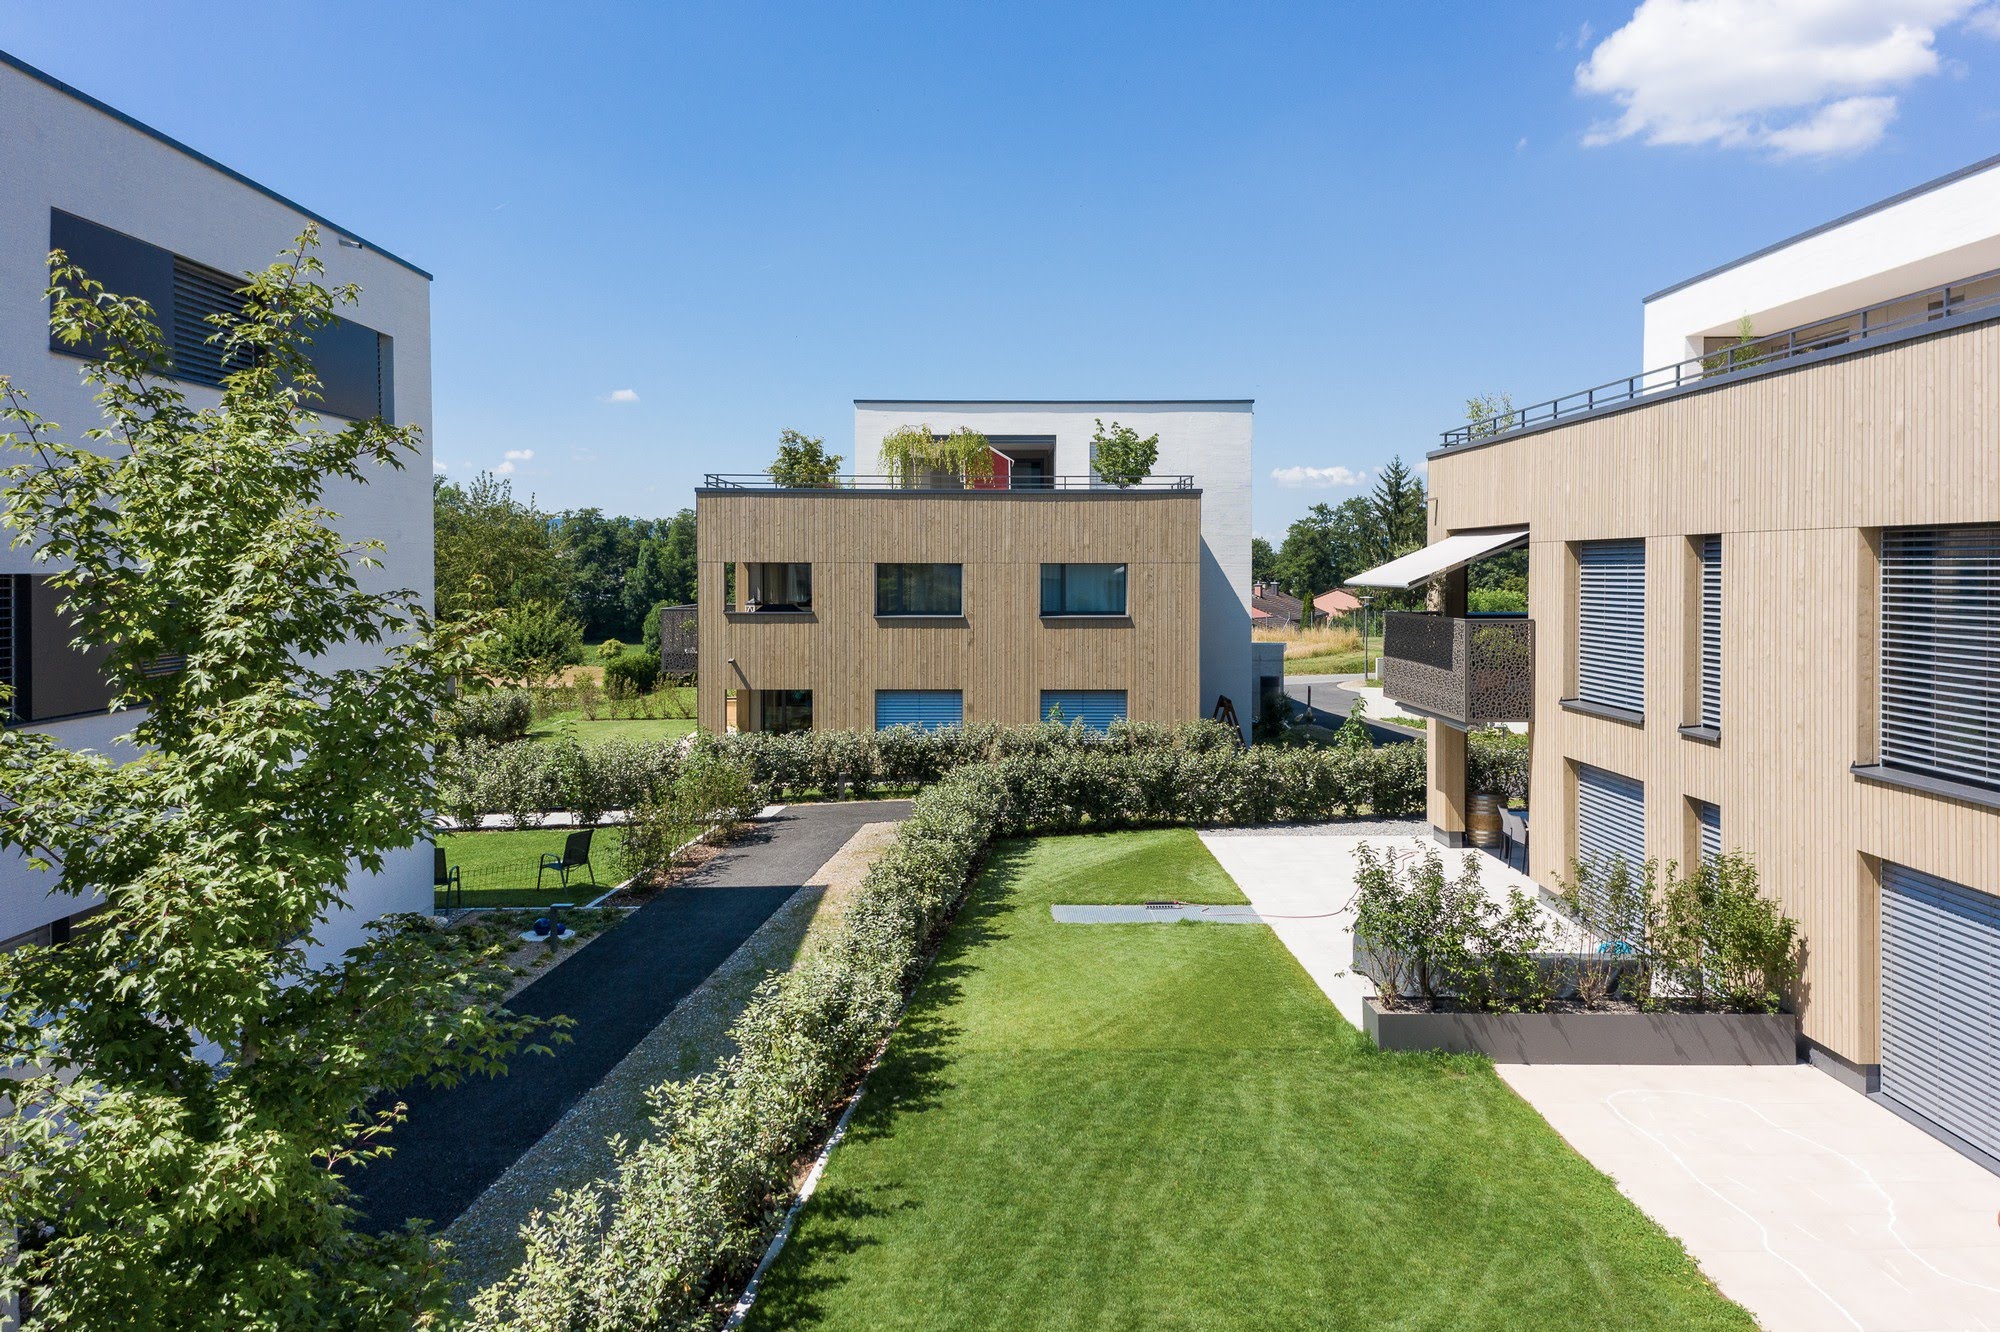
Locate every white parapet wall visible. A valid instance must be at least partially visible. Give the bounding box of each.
[1642,153,2000,369]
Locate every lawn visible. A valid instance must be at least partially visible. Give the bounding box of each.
[1283,647,1383,675]
[525,715,697,746]
[745,829,1750,1331]
[435,826,627,908]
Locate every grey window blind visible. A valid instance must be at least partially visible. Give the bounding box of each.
[171,256,248,387]
[1700,535,1721,730]
[1576,764,1645,870]
[0,577,17,721]
[1881,863,2000,1161]
[1881,526,2000,791]
[1578,540,1646,714]
[1696,800,1721,863]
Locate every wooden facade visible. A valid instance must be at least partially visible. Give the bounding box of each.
[695,490,1203,734]
[1426,314,2000,1070]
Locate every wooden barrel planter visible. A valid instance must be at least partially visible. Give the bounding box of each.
[1467,792,1503,849]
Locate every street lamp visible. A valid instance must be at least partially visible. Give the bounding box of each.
[1358,596,1374,681]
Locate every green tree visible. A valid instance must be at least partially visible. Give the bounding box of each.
[767,428,843,488]
[0,232,542,1326]
[1274,496,1380,606]
[1089,418,1160,487]
[657,506,697,605]
[557,506,652,639]
[1251,535,1277,584]
[434,470,573,615]
[1368,455,1427,558]
[496,597,587,681]
[1464,391,1518,440]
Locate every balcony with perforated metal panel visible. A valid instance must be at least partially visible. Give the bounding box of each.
[1379,613,1534,729]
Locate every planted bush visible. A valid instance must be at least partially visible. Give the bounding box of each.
[448,688,533,744]
[617,744,763,881]
[602,650,661,698]
[1352,843,1552,1012]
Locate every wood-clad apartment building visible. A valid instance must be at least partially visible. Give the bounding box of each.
[1365,153,2000,1168]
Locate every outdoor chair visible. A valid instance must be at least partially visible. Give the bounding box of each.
[538,828,597,892]
[434,846,463,910]
[1499,808,1528,873]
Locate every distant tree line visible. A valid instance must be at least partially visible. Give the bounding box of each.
[434,473,698,673]
[1264,455,1429,612]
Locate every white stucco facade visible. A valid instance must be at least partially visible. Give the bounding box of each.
[0,53,434,958]
[1642,153,2000,369]
[852,400,1254,732]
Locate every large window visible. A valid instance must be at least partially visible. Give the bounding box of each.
[1040,563,1127,616]
[876,563,963,616]
[875,690,963,731]
[1698,535,1721,731]
[1575,763,1645,934]
[1040,690,1128,732]
[743,562,811,612]
[756,689,813,734]
[1881,525,2000,791]
[49,209,393,419]
[1576,539,1646,716]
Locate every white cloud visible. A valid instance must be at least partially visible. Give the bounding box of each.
[432,459,448,474]
[1271,465,1367,489]
[1576,0,1980,157]
[1968,3,2000,35]
[494,448,534,476]
[601,388,640,404]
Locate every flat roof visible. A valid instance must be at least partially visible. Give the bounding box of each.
[855,398,1253,407]
[1645,151,2000,303]
[1,48,431,281]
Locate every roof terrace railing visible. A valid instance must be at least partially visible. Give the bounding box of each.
[701,473,1197,491]
[1441,265,2000,450]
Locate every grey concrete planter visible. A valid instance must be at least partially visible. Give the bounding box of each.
[1362,998,1799,1064]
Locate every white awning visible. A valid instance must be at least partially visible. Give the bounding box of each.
[1344,528,1528,591]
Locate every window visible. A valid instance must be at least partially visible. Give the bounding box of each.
[1881,526,2000,791]
[1040,690,1127,731]
[1695,799,1722,864]
[3,575,117,724]
[743,563,812,611]
[875,690,963,731]
[1040,563,1127,616]
[49,209,392,419]
[876,564,963,616]
[1699,535,1721,731]
[1576,540,1645,716]
[1576,764,1645,934]
[755,689,813,734]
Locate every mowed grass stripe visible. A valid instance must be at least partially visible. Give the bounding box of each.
[746,829,1751,1331]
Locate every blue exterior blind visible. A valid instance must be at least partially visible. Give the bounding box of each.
[1577,540,1646,714]
[1696,800,1721,863]
[874,690,963,731]
[1881,863,2000,1161]
[1700,535,1721,730]
[1881,526,2000,791]
[1040,690,1127,731]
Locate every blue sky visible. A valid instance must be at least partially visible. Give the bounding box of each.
[6,1,1999,540]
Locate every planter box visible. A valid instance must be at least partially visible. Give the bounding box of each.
[1362,998,1798,1064]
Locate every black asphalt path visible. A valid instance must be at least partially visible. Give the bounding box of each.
[1282,675,1419,745]
[351,799,912,1232]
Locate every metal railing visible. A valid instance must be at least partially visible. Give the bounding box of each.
[1379,613,1535,727]
[702,473,1196,491]
[1441,266,2000,449]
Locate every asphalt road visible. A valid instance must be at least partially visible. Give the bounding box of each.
[1282,674,1419,745]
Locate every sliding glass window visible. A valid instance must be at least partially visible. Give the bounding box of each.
[1040,563,1127,616]
[876,563,963,616]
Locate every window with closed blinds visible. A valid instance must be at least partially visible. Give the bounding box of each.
[1577,540,1646,715]
[1880,863,2000,1161]
[171,256,250,387]
[1040,690,1127,732]
[0,577,17,723]
[1881,526,2000,791]
[1576,764,1646,932]
[1696,800,1721,863]
[1699,535,1721,730]
[875,690,963,731]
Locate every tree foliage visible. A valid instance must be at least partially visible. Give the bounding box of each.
[1088,418,1160,487]
[433,471,572,615]
[766,427,843,488]
[1251,535,1277,584]
[0,231,544,1327]
[878,424,994,484]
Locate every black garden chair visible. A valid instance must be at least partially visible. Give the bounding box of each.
[537,828,597,892]
[435,846,463,910]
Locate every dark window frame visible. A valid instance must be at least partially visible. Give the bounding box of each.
[1039,562,1128,616]
[875,563,964,617]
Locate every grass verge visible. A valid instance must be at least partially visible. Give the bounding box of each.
[436,827,629,908]
[744,828,1751,1331]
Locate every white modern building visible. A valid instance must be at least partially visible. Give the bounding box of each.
[0,50,435,958]
[852,399,1255,729]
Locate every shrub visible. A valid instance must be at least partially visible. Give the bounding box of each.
[766,427,844,488]
[1466,588,1527,613]
[1351,843,1550,1012]
[602,651,661,699]
[1467,728,1530,803]
[448,688,533,744]
[1089,418,1160,487]
[596,638,626,662]
[494,599,586,680]
[617,743,762,881]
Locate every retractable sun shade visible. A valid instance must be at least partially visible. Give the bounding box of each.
[1344,528,1528,591]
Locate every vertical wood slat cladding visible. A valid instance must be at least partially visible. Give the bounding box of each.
[696,493,1202,734]
[1428,317,2000,1066]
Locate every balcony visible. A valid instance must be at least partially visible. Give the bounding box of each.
[1379,613,1534,728]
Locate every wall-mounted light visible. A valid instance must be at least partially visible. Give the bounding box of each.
[336,235,365,250]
